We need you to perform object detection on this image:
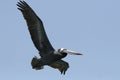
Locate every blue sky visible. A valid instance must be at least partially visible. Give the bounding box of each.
[0,0,120,80]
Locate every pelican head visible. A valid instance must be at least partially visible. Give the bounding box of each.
[58,48,83,55]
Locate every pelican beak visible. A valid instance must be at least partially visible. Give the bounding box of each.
[63,49,83,55]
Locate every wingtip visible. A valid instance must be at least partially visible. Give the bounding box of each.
[16,0,27,11]
[17,0,27,6]
[60,69,67,75]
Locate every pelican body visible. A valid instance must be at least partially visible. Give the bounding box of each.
[17,0,82,74]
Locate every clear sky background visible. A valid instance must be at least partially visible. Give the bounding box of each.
[0,0,120,80]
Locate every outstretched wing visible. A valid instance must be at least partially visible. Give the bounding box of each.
[17,1,54,56]
[49,60,69,75]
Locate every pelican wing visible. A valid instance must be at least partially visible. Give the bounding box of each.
[49,60,69,75]
[17,1,54,56]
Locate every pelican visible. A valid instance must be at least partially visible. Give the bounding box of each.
[17,0,82,75]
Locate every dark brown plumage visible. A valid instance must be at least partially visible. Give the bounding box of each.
[17,0,82,75]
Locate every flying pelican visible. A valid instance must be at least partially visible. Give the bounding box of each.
[17,0,82,74]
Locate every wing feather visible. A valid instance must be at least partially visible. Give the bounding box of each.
[17,0,54,56]
[49,60,69,74]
